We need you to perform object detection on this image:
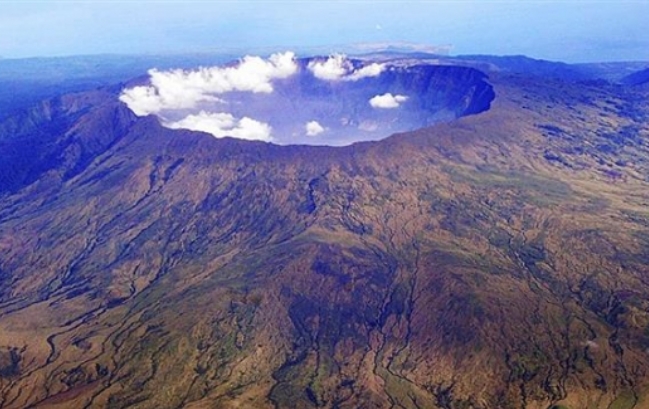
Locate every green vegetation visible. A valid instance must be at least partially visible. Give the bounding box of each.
[609,392,637,409]
[443,164,574,206]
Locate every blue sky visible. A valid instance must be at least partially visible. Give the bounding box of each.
[1,1,648,62]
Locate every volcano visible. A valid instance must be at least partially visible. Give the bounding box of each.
[1,54,649,409]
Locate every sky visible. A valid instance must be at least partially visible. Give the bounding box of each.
[1,1,648,63]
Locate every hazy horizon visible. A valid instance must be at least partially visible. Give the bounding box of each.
[2,0,649,63]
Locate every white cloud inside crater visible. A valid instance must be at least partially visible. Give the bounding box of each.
[166,111,273,142]
[307,54,348,81]
[118,51,415,145]
[305,120,325,136]
[307,54,385,81]
[119,51,298,116]
[369,93,408,109]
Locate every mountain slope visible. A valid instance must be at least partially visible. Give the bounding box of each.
[622,67,649,86]
[1,66,649,409]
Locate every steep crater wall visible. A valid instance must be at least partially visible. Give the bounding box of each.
[256,61,496,145]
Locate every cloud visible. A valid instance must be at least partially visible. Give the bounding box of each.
[119,51,298,116]
[307,54,385,81]
[166,111,273,142]
[307,54,350,81]
[305,120,325,136]
[347,63,385,81]
[358,121,379,132]
[369,93,408,109]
